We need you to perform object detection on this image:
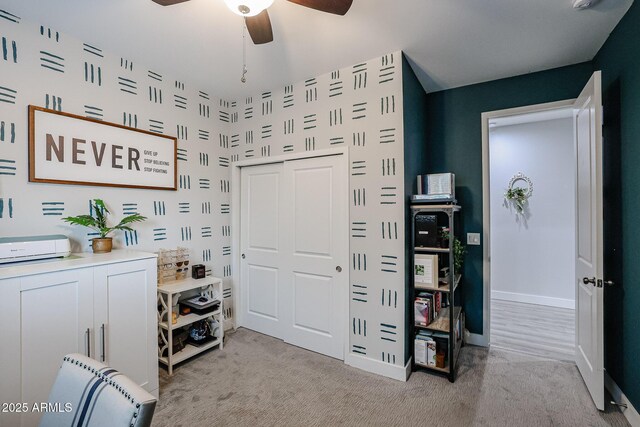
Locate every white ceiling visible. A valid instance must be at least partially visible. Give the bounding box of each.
[2,0,633,100]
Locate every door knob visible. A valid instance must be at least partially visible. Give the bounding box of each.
[336,266,342,273]
[241,253,245,259]
[583,277,596,285]
[604,280,615,287]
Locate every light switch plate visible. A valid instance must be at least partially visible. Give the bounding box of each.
[467,233,481,245]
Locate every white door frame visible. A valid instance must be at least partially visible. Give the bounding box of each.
[474,99,575,347]
[231,147,350,358]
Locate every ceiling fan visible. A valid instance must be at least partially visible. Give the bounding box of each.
[151,0,353,45]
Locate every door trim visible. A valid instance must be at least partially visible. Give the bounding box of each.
[231,147,350,360]
[476,99,575,347]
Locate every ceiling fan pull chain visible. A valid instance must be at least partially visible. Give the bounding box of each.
[241,23,248,83]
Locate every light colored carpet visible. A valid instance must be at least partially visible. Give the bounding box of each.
[491,299,575,361]
[153,328,627,427]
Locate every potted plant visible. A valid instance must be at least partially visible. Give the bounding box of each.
[440,228,467,274]
[62,199,147,253]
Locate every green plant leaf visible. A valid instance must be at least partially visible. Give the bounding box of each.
[438,228,466,273]
[61,200,146,239]
[505,187,529,213]
[93,199,108,230]
[114,214,147,228]
[94,199,108,214]
[62,215,99,231]
[99,228,114,238]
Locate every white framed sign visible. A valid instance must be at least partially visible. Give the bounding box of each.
[29,106,177,190]
[415,253,438,288]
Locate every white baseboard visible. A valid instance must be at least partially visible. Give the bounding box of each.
[492,290,575,309]
[344,353,411,382]
[605,371,640,427]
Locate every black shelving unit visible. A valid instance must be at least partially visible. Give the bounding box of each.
[411,203,464,382]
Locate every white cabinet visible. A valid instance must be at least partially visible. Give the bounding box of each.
[0,251,158,427]
[94,258,158,393]
[1,269,94,427]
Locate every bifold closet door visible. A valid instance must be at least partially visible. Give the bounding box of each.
[240,162,285,339]
[281,155,348,359]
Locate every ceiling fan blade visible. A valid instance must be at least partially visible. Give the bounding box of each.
[151,0,190,6]
[286,0,353,15]
[245,10,274,45]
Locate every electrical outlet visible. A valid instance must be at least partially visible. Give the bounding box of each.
[467,233,480,246]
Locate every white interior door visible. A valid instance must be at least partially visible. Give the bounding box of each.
[574,71,605,410]
[240,162,285,338]
[281,155,348,359]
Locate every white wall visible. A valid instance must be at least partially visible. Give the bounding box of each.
[0,9,409,378]
[489,117,575,308]
[0,12,235,318]
[231,52,408,373]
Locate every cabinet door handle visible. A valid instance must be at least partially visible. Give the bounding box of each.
[85,328,91,358]
[100,324,106,362]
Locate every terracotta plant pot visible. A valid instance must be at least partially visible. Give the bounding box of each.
[92,237,113,254]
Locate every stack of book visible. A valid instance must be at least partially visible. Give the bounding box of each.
[415,330,449,368]
[414,331,437,366]
[414,291,442,327]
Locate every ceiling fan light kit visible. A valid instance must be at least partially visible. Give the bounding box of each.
[224,0,275,16]
[153,0,353,45]
[572,0,597,9]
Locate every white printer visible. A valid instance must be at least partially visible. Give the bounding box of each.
[0,235,71,264]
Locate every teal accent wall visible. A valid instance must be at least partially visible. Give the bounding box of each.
[594,0,640,411]
[425,0,640,410]
[424,62,594,335]
[402,54,428,363]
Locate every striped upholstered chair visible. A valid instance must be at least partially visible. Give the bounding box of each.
[39,354,157,427]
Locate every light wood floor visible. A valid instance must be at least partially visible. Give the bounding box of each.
[491,299,575,361]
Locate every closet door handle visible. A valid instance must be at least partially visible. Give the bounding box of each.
[100,324,106,362]
[85,328,91,358]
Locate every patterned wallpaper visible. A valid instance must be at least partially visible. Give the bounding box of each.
[0,10,235,318]
[230,52,407,368]
[0,8,409,371]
